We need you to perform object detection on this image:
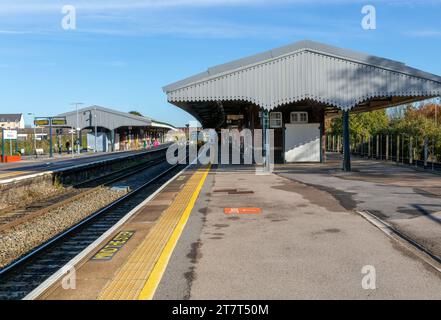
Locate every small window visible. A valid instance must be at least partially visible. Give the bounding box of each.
[269,112,282,128]
[290,112,308,124]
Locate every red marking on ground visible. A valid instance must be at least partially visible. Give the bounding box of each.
[224,208,262,215]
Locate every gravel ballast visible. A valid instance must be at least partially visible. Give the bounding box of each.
[0,187,126,268]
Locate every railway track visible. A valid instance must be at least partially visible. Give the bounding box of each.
[0,152,166,229]
[0,160,186,300]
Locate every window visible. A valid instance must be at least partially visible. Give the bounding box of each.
[269,112,282,128]
[290,112,308,124]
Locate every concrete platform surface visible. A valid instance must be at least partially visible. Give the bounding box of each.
[38,166,207,300]
[276,155,441,259]
[155,164,441,300]
[0,147,167,183]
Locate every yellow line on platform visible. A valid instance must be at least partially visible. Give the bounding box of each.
[138,165,210,300]
[97,165,210,300]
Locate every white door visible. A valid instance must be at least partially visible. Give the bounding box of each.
[284,123,321,162]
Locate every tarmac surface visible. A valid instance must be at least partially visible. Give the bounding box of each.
[155,161,441,300]
[276,154,441,259]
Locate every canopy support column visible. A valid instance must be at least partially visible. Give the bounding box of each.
[342,110,351,172]
[111,129,115,152]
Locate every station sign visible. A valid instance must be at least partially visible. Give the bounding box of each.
[3,130,18,140]
[34,117,67,127]
[34,119,50,126]
[51,117,67,126]
[227,115,244,120]
[91,231,135,261]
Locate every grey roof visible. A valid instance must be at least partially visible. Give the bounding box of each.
[163,40,441,112]
[58,105,152,130]
[0,114,22,122]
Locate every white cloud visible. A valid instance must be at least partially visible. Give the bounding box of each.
[407,29,441,37]
[1,0,438,40]
[75,16,349,40]
[1,0,440,15]
[0,0,282,14]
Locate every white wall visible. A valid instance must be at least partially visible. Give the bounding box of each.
[284,123,321,162]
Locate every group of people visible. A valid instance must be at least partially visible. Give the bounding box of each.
[142,138,161,149]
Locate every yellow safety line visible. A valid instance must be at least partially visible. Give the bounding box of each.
[97,165,210,300]
[138,165,210,300]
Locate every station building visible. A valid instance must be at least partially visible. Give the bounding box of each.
[163,40,441,169]
[57,106,176,152]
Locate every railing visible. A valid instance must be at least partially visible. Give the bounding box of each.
[326,134,441,171]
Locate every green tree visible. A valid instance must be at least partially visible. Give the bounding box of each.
[330,109,389,138]
[129,111,143,117]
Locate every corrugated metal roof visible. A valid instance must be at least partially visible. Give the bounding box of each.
[57,105,152,130]
[163,40,441,111]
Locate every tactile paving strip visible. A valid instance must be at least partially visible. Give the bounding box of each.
[98,166,209,300]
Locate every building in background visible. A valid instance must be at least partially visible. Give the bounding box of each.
[0,114,25,129]
[57,105,176,152]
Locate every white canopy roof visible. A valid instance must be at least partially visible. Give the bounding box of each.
[164,40,441,123]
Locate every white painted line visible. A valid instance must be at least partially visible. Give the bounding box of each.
[24,163,191,300]
[357,210,395,237]
[0,146,171,185]
[0,171,53,185]
[357,210,441,273]
[50,146,171,174]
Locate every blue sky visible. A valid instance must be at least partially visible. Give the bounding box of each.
[0,0,440,127]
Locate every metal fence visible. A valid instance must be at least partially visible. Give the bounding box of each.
[1,127,168,159]
[0,128,88,159]
[326,134,441,171]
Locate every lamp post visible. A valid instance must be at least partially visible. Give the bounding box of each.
[71,102,83,155]
[28,113,38,158]
[436,97,440,125]
[71,126,74,158]
[49,119,53,158]
[94,107,98,153]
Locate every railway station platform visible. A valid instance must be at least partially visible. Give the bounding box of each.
[0,147,168,184]
[34,156,441,300]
